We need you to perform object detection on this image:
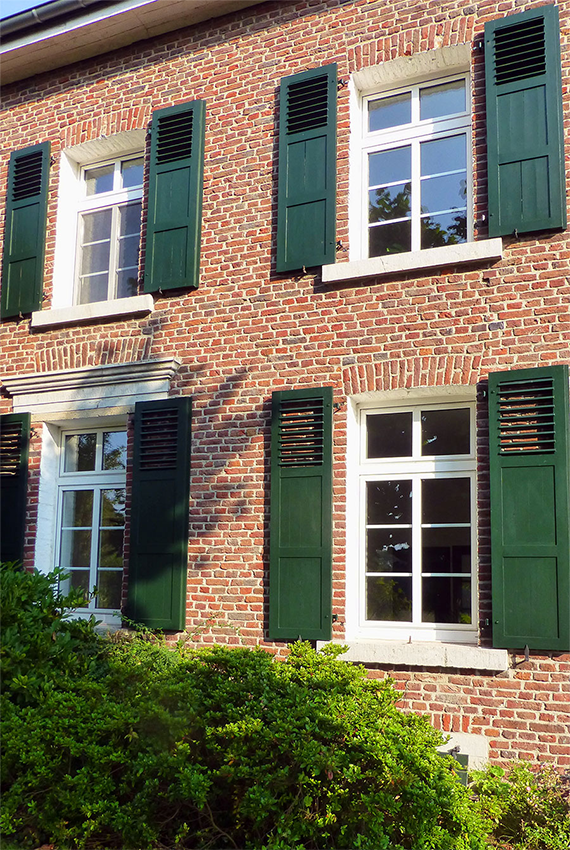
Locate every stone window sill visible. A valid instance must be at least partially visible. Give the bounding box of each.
[31,294,154,330]
[322,239,503,284]
[318,640,510,672]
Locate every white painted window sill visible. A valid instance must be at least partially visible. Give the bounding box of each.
[322,238,504,284]
[31,294,154,330]
[318,640,510,672]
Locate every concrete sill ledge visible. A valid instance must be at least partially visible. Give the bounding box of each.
[31,294,154,329]
[320,640,510,672]
[322,238,504,284]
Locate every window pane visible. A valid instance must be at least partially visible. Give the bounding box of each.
[367,412,412,458]
[421,408,470,455]
[81,240,111,275]
[62,489,94,526]
[85,164,114,195]
[367,480,412,524]
[422,576,471,623]
[116,272,139,299]
[369,184,411,223]
[421,173,467,215]
[422,527,471,573]
[98,530,124,567]
[421,135,466,177]
[103,432,127,470]
[118,233,140,269]
[369,92,411,132]
[121,157,144,189]
[369,147,411,187]
[422,478,470,524]
[369,219,411,256]
[367,576,412,621]
[367,528,412,572]
[82,208,112,243]
[60,529,91,568]
[59,570,90,606]
[77,273,109,304]
[421,212,467,248]
[96,570,122,609]
[64,434,96,472]
[119,202,142,237]
[100,488,126,526]
[419,79,466,121]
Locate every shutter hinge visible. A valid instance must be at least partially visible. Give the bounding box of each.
[337,77,348,90]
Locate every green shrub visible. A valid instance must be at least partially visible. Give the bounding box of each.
[470,762,570,849]
[1,562,487,849]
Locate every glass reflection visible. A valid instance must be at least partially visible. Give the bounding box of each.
[369,92,411,132]
[422,527,471,574]
[366,412,412,458]
[367,576,412,621]
[422,478,470,524]
[64,434,96,472]
[419,80,466,121]
[421,409,470,455]
[422,576,471,623]
[367,528,412,573]
[367,480,412,525]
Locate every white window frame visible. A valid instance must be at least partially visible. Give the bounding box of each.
[347,394,478,644]
[54,426,127,615]
[358,72,472,260]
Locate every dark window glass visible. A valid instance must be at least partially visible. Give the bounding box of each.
[367,412,412,458]
[421,408,470,455]
[422,478,470,524]
[367,480,412,525]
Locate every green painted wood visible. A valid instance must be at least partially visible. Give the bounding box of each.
[1,143,50,319]
[489,365,570,650]
[144,101,205,292]
[127,397,192,630]
[269,387,333,640]
[485,5,566,237]
[0,413,30,564]
[276,65,337,272]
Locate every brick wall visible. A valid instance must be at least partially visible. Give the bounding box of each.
[1,0,569,767]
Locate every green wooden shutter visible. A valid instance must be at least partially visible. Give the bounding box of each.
[127,397,191,630]
[144,101,205,292]
[269,387,333,640]
[485,5,566,236]
[276,65,337,272]
[0,413,30,564]
[1,143,50,319]
[489,365,570,650]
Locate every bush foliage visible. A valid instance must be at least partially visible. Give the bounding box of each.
[1,562,568,850]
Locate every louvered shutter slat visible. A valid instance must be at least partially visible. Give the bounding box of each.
[485,5,566,236]
[269,387,333,640]
[276,65,337,272]
[127,397,192,630]
[1,143,50,319]
[144,101,205,292]
[489,365,570,651]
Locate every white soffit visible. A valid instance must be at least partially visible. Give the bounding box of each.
[1,0,266,85]
[2,358,181,417]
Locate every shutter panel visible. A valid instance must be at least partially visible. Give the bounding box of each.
[276,65,337,272]
[144,100,205,292]
[0,413,30,564]
[485,6,566,236]
[269,387,333,640]
[1,143,50,319]
[488,365,570,650]
[127,397,191,630]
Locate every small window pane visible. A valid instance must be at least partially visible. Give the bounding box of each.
[369,147,411,187]
[100,488,126,526]
[367,480,412,525]
[421,212,467,248]
[369,184,411,223]
[369,219,411,256]
[421,173,467,215]
[121,157,144,189]
[367,528,412,573]
[422,576,471,623]
[422,527,471,573]
[367,412,412,458]
[77,273,109,305]
[367,576,412,621]
[64,434,96,472]
[116,272,139,299]
[82,209,112,243]
[103,432,127,470]
[422,478,470,524]
[81,240,111,276]
[60,570,90,606]
[420,79,466,121]
[62,489,94,526]
[369,92,411,132]
[421,408,470,456]
[85,164,114,195]
[60,529,92,568]
[96,570,122,609]
[98,530,124,568]
[421,135,466,177]
[119,202,142,237]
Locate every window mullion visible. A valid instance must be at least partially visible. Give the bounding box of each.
[90,488,102,609]
[109,206,120,300]
[411,476,422,625]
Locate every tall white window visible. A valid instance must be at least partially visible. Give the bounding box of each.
[357,403,476,641]
[56,428,127,611]
[361,75,471,258]
[76,156,143,304]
